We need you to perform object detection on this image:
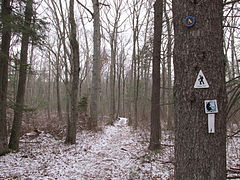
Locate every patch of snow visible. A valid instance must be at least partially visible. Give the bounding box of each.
[0,123,239,179]
[114,117,128,126]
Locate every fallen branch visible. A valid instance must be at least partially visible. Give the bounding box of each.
[227,176,240,179]
[161,143,174,147]
[228,167,240,173]
[19,141,42,143]
[228,130,240,138]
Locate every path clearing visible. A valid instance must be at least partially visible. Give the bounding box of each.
[0,118,174,179]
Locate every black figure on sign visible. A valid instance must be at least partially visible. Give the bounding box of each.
[198,75,204,85]
[206,102,212,112]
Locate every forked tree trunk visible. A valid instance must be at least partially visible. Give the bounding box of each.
[9,0,33,150]
[0,0,11,155]
[149,0,163,150]
[173,1,227,179]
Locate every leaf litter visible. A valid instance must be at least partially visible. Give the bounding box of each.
[0,118,239,179]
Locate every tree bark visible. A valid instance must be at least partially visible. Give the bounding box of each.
[0,0,11,155]
[89,0,101,130]
[9,0,33,151]
[173,1,227,179]
[65,0,80,144]
[164,0,173,129]
[149,0,163,150]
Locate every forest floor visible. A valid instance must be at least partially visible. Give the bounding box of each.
[0,118,239,180]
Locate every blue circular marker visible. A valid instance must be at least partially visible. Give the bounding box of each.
[183,16,196,27]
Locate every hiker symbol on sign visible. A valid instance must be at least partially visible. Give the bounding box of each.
[194,70,209,88]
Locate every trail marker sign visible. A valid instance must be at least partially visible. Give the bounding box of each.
[208,114,215,133]
[204,100,218,114]
[194,70,209,88]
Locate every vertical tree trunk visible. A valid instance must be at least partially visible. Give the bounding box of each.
[109,37,116,123]
[89,0,101,130]
[47,52,51,121]
[149,0,163,150]
[56,46,63,122]
[9,0,33,150]
[161,56,166,120]
[164,0,173,129]
[65,0,80,144]
[0,0,11,155]
[173,1,227,179]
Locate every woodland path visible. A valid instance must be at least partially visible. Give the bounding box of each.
[0,118,174,179]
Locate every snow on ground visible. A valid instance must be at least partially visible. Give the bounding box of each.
[0,118,174,180]
[0,117,239,179]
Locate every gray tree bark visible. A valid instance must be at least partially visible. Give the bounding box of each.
[65,0,80,144]
[173,1,227,179]
[0,0,11,155]
[149,0,163,150]
[9,0,34,151]
[89,0,101,130]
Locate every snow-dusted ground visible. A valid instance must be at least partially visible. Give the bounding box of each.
[0,118,174,179]
[0,118,239,179]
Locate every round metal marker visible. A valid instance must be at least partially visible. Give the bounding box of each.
[183,16,196,27]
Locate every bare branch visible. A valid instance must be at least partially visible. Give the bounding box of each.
[75,0,93,17]
[99,2,110,7]
[224,0,240,6]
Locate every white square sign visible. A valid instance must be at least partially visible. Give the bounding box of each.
[204,100,218,114]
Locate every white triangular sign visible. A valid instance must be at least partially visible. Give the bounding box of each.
[194,70,209,88]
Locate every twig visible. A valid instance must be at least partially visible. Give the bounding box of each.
[229,167,240,172]
[228,129,240,138]
[19,141,42,143]
[161,143,174,147]
[224,0,240,6]
[99,2,110,7]
[75,0,93,17]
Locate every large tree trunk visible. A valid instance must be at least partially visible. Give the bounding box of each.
[9,0,33,151]
[149,0,163,150]
[65,0,80,144]
[0,0,11,155]
[89,0,101,130]
[173,1,227,179]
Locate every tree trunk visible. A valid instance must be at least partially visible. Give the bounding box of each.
[173,1,227,179]
[56,46,63,122]
[149,0,163,150]
[65,0,80,144]
[164,0,173,129]
[9,0,33,151]
[89,0,101,130]
[110,37,116,123]
[47,52,51,121]
[0,0,11,155]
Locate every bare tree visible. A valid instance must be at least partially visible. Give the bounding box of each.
[89,0,101,130]
[65,0,80,144]
[149,0,163,151]
[9,0,34,150]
